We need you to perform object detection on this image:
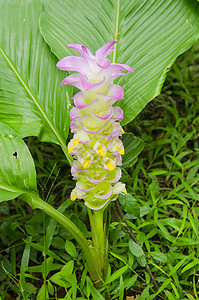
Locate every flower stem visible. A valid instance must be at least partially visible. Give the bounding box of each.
[88,207,109,284]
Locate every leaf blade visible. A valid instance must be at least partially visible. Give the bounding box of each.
[0,0,73,163]
[0,122,37,202]
[40,0,199,124]
[121,133,144,167]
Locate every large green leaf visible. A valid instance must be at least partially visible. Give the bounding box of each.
[0,0,72,161]
[40,0,199,125]
[0,122,37,202]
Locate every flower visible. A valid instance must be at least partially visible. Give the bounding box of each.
[57,41,134,210]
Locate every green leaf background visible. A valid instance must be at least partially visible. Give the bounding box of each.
[0,0,199,203]
[0,0,72,160]
[40,0,199,125]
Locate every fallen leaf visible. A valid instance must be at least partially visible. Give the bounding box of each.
[126,295,141,300]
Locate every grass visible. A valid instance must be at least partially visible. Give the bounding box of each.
[0,41,199,299]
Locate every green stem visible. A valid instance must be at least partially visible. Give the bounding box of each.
[88,207,109,284]
[19,192,101,281]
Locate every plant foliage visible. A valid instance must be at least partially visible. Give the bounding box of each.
[0,0,72,158]
[40,0,199,124]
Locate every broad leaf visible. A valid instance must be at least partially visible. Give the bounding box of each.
[121,133,144,167]
[129,240,146,267]
[0,122,37,202]
[40,0,199,125]
[118,193,140,218]
[0,0,72,161]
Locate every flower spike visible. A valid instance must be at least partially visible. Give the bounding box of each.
[57,41,133,210]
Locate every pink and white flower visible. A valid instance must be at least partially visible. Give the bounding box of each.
[57,41,133,210]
